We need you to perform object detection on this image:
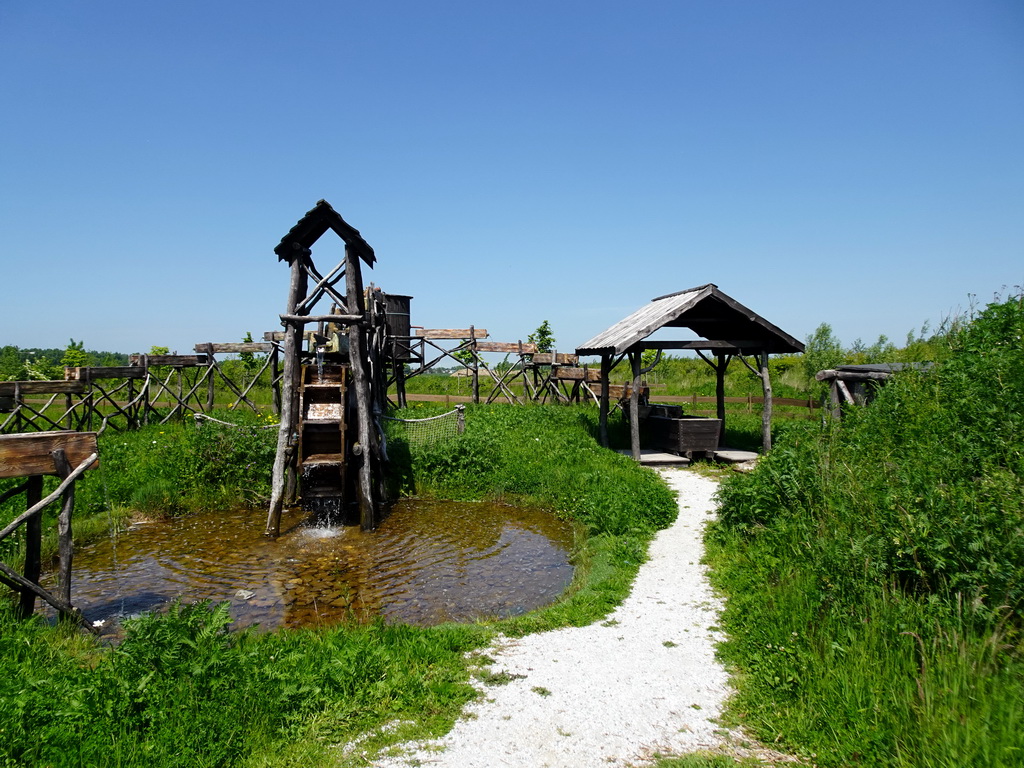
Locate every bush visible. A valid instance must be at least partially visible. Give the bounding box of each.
[710,292,1024,766]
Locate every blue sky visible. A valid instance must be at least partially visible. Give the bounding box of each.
[2,1,1022,359]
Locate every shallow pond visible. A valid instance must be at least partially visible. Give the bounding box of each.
[56,499,576,633]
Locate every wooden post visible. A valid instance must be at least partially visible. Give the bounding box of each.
[715,351,728,446]
[345,244,377,531]
[629,350,642,461]
[759,351,773,451]
[598,353,611,447]
[18,475,42,619]
[270,344,281,416]
[266,251,308,536]
[205,343,216,412]
[470,327,480,405]
[52,449,75,610]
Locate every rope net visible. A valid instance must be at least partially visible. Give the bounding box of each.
[383,405,464,446]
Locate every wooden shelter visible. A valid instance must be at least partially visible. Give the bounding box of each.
[575,284,804,458]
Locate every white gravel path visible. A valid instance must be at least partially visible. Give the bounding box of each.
[374,468,730,768]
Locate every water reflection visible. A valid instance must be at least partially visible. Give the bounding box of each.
[53,499,575,634]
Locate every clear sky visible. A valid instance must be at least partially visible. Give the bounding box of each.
[2,1,1022,359]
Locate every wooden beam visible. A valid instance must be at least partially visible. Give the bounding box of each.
[531,352,579,365]
[0,432,99,479]
[416,329,489,339]
[0,381,88,396]
[65,366,148,381]
[473,341,539,354]
[193,343,275,354]
[129,354,209,367]
[279,313,363,325]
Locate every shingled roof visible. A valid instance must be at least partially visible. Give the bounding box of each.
[274,199,375,266]
[576,283,804,357]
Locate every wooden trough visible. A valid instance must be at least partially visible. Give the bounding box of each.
[624,402,722,459]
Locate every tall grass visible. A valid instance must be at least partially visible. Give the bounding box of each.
[710,293,1024,766]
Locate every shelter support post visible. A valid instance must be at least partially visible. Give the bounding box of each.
[598,354,611,447]
[629,351,642,461]
[759,351,773,452]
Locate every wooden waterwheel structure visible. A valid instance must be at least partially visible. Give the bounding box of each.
[264,201,392,535]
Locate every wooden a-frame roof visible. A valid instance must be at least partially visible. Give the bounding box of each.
[275,199,375,266]
[576,283,804,357]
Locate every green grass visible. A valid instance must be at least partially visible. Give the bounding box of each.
[1,402,678,768]
[708,293,1024,767]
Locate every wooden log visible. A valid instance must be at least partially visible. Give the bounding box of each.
[598,354,611,447]
[65,366,148,381]
[266,254,308,537]
[549,367,603,382]
[204,344,216,412]
[629,352,642,460]
[531,352,579,366]
[129,354,209,367]
[415,329,489,339]
[760,351,773,451]
[263,330,320,342]
[0,381,88,396]
[0,432,99,479]
[279,313,363,325]
[18,476,42,618]
[345,244,377,531]
[473,341,539,354]
[51,449,75,609]
[193,342,275,354]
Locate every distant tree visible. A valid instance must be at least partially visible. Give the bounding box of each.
[238,331,264,382]
[0,345,26,381]
[60,338,91,370]
[802,323,845,389]
[528,320,555,353]
[149,346,170,356]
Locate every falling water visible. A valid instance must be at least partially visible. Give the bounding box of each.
[315,344,326,383]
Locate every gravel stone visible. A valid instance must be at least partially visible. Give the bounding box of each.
[375,469,729,767]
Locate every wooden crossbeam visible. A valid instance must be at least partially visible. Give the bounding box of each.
[0,381,88,396]
[416,329,489,339]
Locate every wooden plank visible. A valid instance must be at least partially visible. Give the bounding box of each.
[264,331,316,342]
[532,352,579,365]
[551,367,602,381]
[473,341,538,354]
[0,381,88,396]
[193,343,274,354]
[129,354,209,367]
[416,329,489,339]
[0,432,99,479]
[65,366,148,381]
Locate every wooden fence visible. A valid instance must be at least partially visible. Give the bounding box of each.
[0,343,281,435]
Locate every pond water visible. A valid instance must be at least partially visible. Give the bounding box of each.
[54,499,576,634]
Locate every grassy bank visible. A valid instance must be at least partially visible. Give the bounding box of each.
[0,404,676,767]
[708,294,1024,766]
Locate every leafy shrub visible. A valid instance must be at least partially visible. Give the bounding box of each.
[711,292,1024,766]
